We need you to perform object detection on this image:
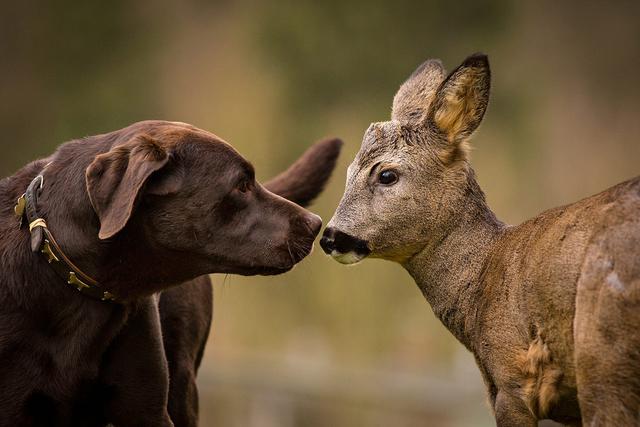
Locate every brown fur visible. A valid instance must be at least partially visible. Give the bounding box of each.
[86,134,172,239]
[158,138,342,426]
[323,54,640,425]
[0,120,337,426]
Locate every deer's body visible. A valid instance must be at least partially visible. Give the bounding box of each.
[321,54,640,425]
[411,175,640,425]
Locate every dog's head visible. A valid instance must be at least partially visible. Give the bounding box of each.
[76,121,338,295]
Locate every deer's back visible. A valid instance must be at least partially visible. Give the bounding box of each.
[473,176,640,421]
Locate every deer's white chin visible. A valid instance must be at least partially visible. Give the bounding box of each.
[331,251,366,265]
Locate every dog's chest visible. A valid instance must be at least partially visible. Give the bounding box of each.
[0,304,125,425]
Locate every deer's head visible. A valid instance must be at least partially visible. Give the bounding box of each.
[321,54,491,264]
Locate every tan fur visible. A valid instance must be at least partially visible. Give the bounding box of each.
[429,57,489,164]
[326,53,640,425]
[392,59,446,123]
[516,331,563,418]
[433,72,476,138]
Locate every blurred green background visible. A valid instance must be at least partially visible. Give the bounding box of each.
[2,1,639,426]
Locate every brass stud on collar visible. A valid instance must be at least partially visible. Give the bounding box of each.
[14,194,26,219]
[101,292,115,301]
[41,240,60,264]
[68,271,90,291]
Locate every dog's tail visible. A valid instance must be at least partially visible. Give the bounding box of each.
[264,138,343,207]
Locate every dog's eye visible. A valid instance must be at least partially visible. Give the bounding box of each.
[378,170,398,185]
[237,180,251,193]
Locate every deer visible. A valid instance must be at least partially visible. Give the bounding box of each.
[319,53,640,426]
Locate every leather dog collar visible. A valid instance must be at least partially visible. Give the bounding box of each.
[14,175,118,303]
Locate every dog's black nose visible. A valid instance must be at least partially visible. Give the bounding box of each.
[305,213,323,237]
[320,227,370,256]
[292,213,323,240]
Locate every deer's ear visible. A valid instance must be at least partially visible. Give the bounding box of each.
[426,53,491,158]
[391,59,446,124]
[85,135,171,240]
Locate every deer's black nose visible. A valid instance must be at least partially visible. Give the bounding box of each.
[319,230,335,254]
[320,227,371,256]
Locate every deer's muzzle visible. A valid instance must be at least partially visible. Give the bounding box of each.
[320,227,371,264]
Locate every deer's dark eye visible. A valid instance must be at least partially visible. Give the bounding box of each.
[378,170,398,185]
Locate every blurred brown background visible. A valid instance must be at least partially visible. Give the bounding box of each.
[1,1,639,426]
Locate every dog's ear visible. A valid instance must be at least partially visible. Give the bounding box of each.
[86,135,174,240]
[264,138,342,207]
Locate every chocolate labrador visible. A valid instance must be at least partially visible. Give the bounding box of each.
[158,138,341,427]
[0,120,341,426]
[94,136,342,427]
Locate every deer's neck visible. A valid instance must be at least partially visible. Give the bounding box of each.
[403,173,505,352]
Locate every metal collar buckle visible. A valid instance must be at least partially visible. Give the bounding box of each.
[15,175,118,303]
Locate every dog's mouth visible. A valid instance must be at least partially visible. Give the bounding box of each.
[286,238,316,264]
[236,238,316,276]
[240,265,294,276]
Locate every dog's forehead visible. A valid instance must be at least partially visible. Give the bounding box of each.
[174,127,255,174]
[120,120,223,147]
[161,123,225,146]
[118,120,252,171]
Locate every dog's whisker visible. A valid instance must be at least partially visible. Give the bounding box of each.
[286,239,296,264]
